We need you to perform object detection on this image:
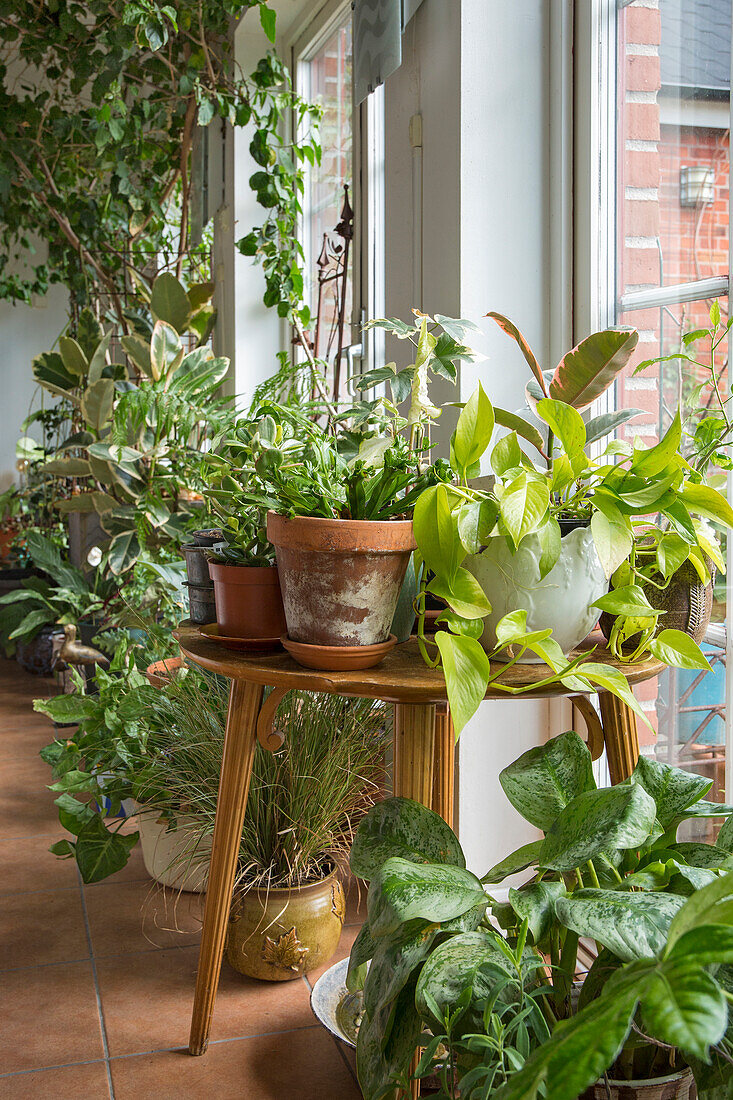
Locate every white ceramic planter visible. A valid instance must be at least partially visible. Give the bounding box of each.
[136,807,211,893]
[465,526,608,661]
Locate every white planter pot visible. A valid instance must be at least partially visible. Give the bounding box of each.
[136,806,211,893]
[465,526,608,661]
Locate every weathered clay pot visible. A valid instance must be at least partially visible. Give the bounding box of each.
[226,869,346,981]
[209,561,286,639]
[267,512,416,647]
[581,1067,695,1099]
[600,558,714,651]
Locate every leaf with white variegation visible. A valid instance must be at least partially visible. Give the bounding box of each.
[499,730,595,832]
[350,796,465,882]
[555,889,684,961]
[539,783,657,871]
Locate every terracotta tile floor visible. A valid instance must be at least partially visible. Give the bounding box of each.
[0,658,363,1098]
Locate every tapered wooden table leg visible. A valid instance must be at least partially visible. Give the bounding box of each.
[598,690,640,784]
[432,703,455,827]
[392,703,437,1100]
[189,679,264,1056]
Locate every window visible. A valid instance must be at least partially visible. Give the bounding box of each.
[605,0,731,818]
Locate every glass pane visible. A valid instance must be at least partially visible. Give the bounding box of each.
[300,20,353,327]
[617,0,730,302]
[613,1,730,837]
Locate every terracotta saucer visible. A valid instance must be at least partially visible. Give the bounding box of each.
[280,633,398,671]
[199,624,283,653]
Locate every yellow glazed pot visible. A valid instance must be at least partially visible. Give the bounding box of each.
[225,869,346,981]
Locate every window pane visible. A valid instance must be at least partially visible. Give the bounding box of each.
[617,0,730,301]
[300,20,353,324]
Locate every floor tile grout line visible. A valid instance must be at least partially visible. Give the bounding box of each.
[0,1058,109,1080]
[76,866,116,1100]
[0,941,202,973]
[107,1023,324,1062]
[333,1037,360,1087]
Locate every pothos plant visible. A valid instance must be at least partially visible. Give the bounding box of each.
[411,316,732,734]
[347,732,733,1100]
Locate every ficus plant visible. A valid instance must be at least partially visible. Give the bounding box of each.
[347,731,733,1100]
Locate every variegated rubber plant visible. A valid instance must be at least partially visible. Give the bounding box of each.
[412,315,730,735]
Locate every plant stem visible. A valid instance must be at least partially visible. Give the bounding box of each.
[586,859,600,888]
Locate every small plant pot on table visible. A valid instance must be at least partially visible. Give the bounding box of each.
[208,560,286,641]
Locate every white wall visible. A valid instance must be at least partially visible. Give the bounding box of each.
[383,0,573,877]
[0,284,68,490]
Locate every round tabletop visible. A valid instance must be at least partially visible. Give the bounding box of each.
[175,623,666,706]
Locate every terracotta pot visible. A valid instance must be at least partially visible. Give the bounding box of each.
[145,657,184,688]
[267,512,416,647]
[226,869,345,981]
[600,558,714,651]
[208,561,286,639]
[581,1067,695,1099]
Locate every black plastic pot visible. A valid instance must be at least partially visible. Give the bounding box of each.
[185,581,217,624]
[191,528,223,548]
[181,543,214,586]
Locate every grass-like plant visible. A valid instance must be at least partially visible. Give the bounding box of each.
[137,672,390,889]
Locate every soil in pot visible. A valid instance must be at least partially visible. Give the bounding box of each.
[581,1067,695,1099]
[226,869,346,981]
[192,528,223,547]
[209,561,286,640]
[267,512,415,648]
[600,557,714,652]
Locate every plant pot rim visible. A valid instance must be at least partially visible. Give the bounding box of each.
[602,1068,692,1087]
[235,866,340,899]
[267,511,416,552]
[209,560,279,578]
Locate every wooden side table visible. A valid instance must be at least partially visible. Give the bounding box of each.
[175,624,664,1057]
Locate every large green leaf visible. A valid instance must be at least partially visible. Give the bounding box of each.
[33,351,80,401]
[33,695,99,724]
[434,630,490,735]
[150,319,183,381]
[87,331,112,383]
[428,568,491,618]
[680,483,733,529]
[632,755,712,829]
[499,731,595,832]
[59,335,89,377]
[631,411,682,478]
[41,457,92,477]
[74,815,139,883]
[356,978,421,1100]
[666,872,733,952]
[368,857,487,938]
[413,483,463,583]
[493,407,546,456]
[536,398,586,460]
[414,930,512,1021]
[150,272,191,333]
[539,783,657,871]
[555,889,685,961]
[346,920,377,992]
[590,504,632,579]
[121,334,152,376]
[641,961,727,1059]
[649,629,713,672]
[585,408,644,445]
[107,530,141,574]
[350,796,465,881]
[452,382,494,477]
[549,328,639,409]
[508,880,567,943]
[9,607,54,641]
[81,378,115,432]
[499,471,549,548]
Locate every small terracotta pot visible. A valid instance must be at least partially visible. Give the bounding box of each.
[266,512,416,647]
[209,561,286,640]
[145,657,184,689]
[581,1067,695,1099]
[226,869,346,981]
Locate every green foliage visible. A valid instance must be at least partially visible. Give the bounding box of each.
[349,735,733,1098]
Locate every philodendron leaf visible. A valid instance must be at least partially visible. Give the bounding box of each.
[499,471,550,548]
[81,378,115,432]
[539,783,657,871]
[508,880,567,944]
[428,568,491,618]
[33,695,99,724]
[350,796,465,882]
[452,382,494,477]
[434,630,490,735]
[549,327,639,409]
[482,840,543,884]
[590,505,632,579]
[368,857,487,938]
[74,815,139,883]
[414,930,512,1023]
[555,889,685,962]
[632,755,712,829]
[666,871,733,952]
[592,584,659,618]
[649,629,713,672]
[499,730,596,832]
[413,483,463,584]
[640,961,727,1059]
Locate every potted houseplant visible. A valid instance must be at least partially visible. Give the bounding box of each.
[345,731,733,1099]
[137,680,390,977]
[243,314,474,660]
[407,314,732,735]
